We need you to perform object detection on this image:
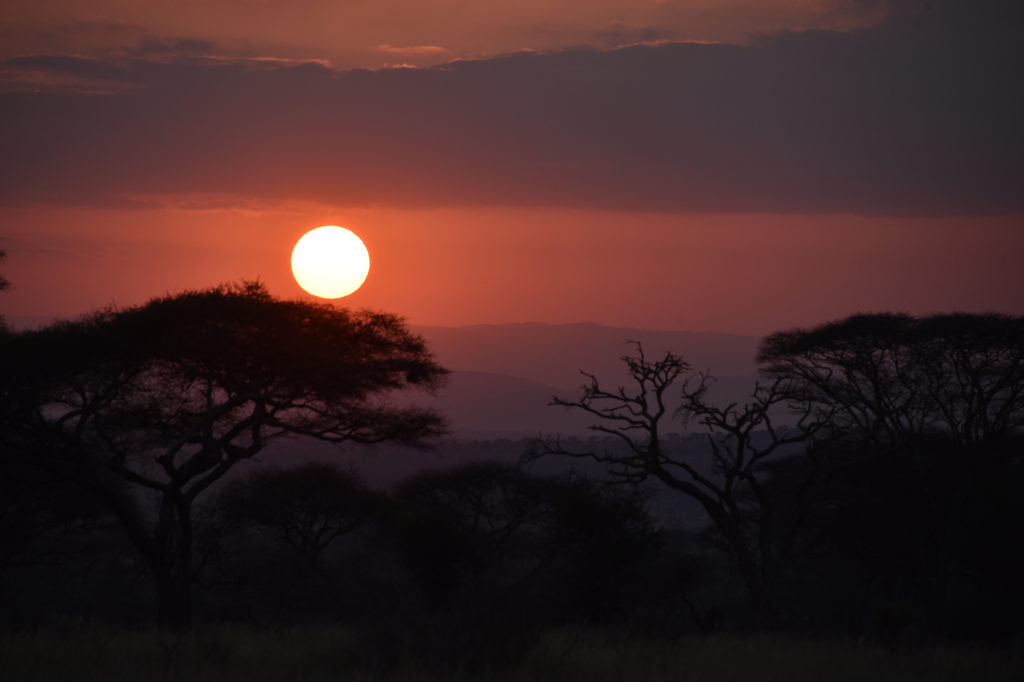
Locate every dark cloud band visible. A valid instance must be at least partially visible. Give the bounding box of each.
[1,0,1021,215]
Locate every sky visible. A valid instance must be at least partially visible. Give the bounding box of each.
[1,0,1022,335]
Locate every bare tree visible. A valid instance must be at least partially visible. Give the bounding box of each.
[532,344,826,620]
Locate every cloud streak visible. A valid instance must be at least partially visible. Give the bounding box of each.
[1,1,1021,215]
[0,1,888,69]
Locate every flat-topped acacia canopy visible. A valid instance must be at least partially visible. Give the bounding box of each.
[0,281,448,628]
[757,312,1024,453]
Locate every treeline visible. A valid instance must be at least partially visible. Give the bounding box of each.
[1,458,679,660]
[2,283,1023,649]
[3,434,1021,647]
[534,313,1024,642]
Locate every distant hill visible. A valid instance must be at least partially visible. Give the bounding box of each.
[422,370,594,438]
[409,323,762,438]
[412,322,760,390]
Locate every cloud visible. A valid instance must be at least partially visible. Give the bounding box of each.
[0,1,889,70]
[375,44,452,67]
[129,38,217,58]
[0,52,335,93]
[377,45,450,56]
[595,20,670,47]
[1,1,1020,215]
[0,55,142,93]
[0,19,225,65]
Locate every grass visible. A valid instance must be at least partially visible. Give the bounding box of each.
[1,625,1021,681]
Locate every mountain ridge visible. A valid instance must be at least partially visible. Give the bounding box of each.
[411,321,761,393]
[406,322,762,437]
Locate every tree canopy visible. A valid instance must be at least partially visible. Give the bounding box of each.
[0,281,447,628]
[0,250,8,292]
[0,250,9,333]
[218,463,383,566]
[394,461,657,621]
[757,312,1024,454]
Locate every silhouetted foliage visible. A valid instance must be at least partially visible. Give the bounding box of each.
[378,461,666,672]
[218,463,384,566]
[396,462,548,606]
[758,313,1024,455]
[748,313,1024,637]
[752,431,1024,640]
[0,452,118,629]
[0,281,447,628]
[5,303,1023,642]
[0,250,9,334]
[947,440,1024,638]
[0,250,9,293]
[394,462,659,621]
[533,344,826,622]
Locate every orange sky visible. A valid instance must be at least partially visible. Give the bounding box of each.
[2,0,1022,336]
[4,204,1022,335]
[0,1,882,69]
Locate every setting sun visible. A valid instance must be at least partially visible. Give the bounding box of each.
[290,226,370,298]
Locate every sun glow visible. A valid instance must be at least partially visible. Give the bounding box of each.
[290,226,370,298]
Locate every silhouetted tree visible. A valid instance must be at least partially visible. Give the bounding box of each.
[752,431,1024,639]
[0,453,112,595]
[0,282,447,629]
[947,434,1024,638]
[395,462,657,617]
[537,471,661,624]
[218,463,383,567]
[758,313,1024,455]
[382,461,662,673]
[395,462,554,606]
[0,250,9,333]
[754,314,1024,637]
[533,344,826,622]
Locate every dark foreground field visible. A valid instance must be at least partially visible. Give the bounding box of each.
[2,627,1022,682]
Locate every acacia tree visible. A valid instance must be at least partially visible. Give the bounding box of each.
[218,463,384,567]
[757,313,1024,455]
[0,282,447,628]
[756,313,1024,629]
[533,344,826,621]
[395,461,657,620]
[396,462,556,606]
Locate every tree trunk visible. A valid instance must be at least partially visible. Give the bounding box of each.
[152,492,195,630]
[155,569,193,631]
[733,545,778,628]
[75,476,196,628]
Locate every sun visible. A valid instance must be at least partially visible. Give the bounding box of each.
[290,226,370,299]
